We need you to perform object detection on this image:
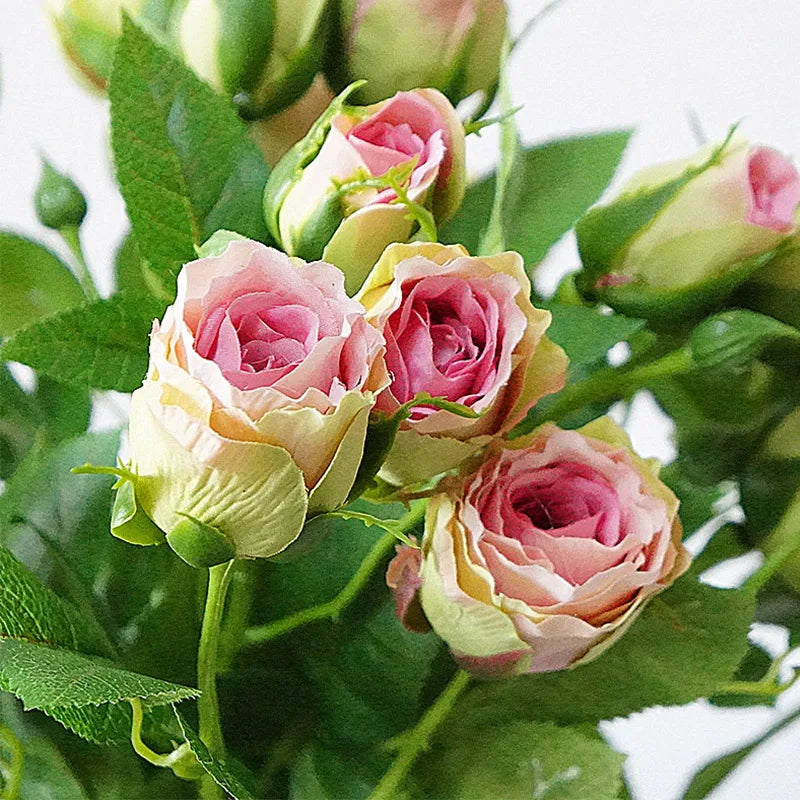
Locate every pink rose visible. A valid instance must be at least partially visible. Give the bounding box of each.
[127,240,388,559]
[357,242,567,486]
[579,137,800,319]
[267,89,466,293]
[389,418,690,676]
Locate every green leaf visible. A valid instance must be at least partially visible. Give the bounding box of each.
[416,719,625,800]
[0,695,89,800]
[0,233,83,337]
[0,293,163,392]
[0,368,90,480]
[0,639,197,745]
[0,544,113,658]
[109,16,270,297]
[113,232,148,296]
[661,463,732,538]
[455,577,754,726]
[689,309,800,371]
[680,706,800,800]
[442,131,631,264]
[544,304,645,369]
[175,709,256,800]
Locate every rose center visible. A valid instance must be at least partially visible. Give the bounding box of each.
[510,462,623,546]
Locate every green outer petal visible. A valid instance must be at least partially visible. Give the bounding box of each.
[419,500,528,659]
[378,429,481,488]
[322,204,416,295]
[307,399,372,514]
[129,385,308,559]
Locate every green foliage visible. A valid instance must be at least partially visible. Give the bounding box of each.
[416,718,625,800]
[0,293,163,392]
[453,577,754,726]
[0,367,90,480]
[680,706,800,800]
[175,709,256,800]
[109,16,271,298]
[0,233,84,336]
[544,303,645,369]
[442,131,631,264]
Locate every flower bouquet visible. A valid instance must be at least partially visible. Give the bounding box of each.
[1,2,799,799]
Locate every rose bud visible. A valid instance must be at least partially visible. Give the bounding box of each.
[46,0,175,90]
[327,0,507,110]
[388,418,690,676]
[176,0,331,119]
[264,88,466,295]
[357,242,567,487]
[127,239,387,563]
[576,137,800,321]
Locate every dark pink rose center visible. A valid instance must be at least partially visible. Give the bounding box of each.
[384,276,503,417]
[747,146,800,231]
[509,462,623,547]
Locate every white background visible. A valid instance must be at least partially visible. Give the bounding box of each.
[2,1,800,798]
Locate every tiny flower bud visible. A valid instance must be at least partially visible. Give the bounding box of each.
[34,160,88,231]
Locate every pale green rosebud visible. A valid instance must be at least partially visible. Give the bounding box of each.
[47,0,176,90]
[176,0,331,119]
[576,136,800,322]
[264,86,466,294]
[34,160,87,231]
[328,0,507,111]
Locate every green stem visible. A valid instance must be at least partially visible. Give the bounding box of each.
[60,225,99,301]
[245,503,426,646]
[0,724,23,800]
[368,670,471,800]
[217,560,256,673]
[516,346,693,432]
[197,561,234,800]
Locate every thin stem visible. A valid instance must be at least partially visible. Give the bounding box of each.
[245,503,426,646]
[197,561,234,800]
[368,670,471,800]
[0,724,23,800]
[747,501,800,594]
[60,225,99,301]
[515,346,694,433]
[217,560,256,673]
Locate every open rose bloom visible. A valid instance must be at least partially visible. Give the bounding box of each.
[357,242,567,486]
[128,240,387,559]
[579,137,800,318]
[266,89,466,293]
[389,418,690,676]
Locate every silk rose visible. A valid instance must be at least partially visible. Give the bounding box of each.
[356,242,567,486]
[577,137,800,320]
[388,418,690,675]
[125,239,387,563]
[265,88,466,294]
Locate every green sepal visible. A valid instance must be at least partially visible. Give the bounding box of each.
[196,229,249,258]
[34,159,88,230]
[291,191,346,261]
[262,80,366,243]
[236,0,332,120]
[584,250,777,325]
[217,0,275,98]
[166,514,236,568]
[111,479,166,546]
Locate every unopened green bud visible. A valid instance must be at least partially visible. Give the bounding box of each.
[35,160,87,230]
